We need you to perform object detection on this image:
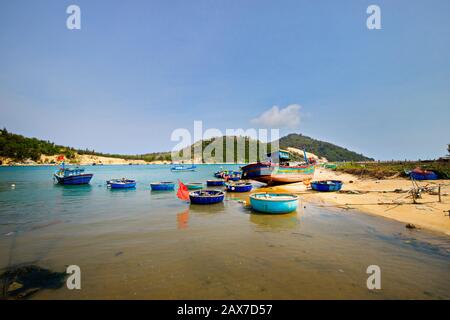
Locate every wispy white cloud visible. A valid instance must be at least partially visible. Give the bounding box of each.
[251,104,301,129]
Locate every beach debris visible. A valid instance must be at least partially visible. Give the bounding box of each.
[338,190,360,195]
[0,265,67,300]
[405,223,418,230]
[348,180,354,183]
[115,251,124,257]
[4,231,15,237]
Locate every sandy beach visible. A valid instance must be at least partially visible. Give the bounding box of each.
[259,169,450,236]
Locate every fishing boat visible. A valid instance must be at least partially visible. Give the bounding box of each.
[186,182,203,190]
[406,168,439,180]
[241,150,315,185]
[53,165,93,185]
[189,190,225,204]
[225,182,252,192]
[310,180,343,192]
[150,181,175,191]
[214,170,241,179]
[206,179,225,187]
[108,179,136,189]
[249,193,299,214]
[171,164,196,172]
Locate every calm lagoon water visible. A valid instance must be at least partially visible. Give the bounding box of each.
[0,164,449,299]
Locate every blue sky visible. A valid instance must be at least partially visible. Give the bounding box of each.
[0,0,449,160]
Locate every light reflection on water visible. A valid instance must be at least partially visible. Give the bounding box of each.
[0,165,449,299]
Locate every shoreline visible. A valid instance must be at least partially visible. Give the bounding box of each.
[258,169,450,237]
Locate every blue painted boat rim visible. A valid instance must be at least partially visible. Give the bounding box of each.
[150,181,175,185]
[250,193,299,202]
[311,180,343,184]
[189,190,224,197]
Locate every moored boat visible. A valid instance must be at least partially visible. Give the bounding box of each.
[54,165,93,185]
[241,150,315,185]
[171,164,196,172]
[407,168,439,180]
[150,181,175,191]
[189,190,225,204]
[249,193,299,214]
[186,182,203,190]
[225,182,253,192]
[206,179,225,187]
[108,179,136,189]
[310,180,343,192]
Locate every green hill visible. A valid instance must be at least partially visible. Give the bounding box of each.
[0,128,373,163]
[278,133,373,162]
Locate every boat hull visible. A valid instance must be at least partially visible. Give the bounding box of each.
[186,183,203,190]
[150,182,175,191]
[110,182,136,189]
[311,180,343,192]
[206,180,225,187]
[189,190,225,204]
[249,193,299,214]
[241,162,315,184]
[54,173,93,185]
[226,183,253,192]
[410,172,438,180]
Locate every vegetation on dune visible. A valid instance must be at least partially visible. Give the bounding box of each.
[278,133,373,162]
[335,161,450,179]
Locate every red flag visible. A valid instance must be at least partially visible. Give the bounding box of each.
[177,180,190,201]
[57,155,65,162]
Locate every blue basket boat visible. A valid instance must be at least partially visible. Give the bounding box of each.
[410,171,438,180]
[171,165,196,172]
[108,179,136,189]
[189,190,225,204]
[310,180,343,192]
[150,181,175,191]
[186,182,203,190]
[53,166,93,185]
[206,179,225,187]
[250,193,299,214]
[226,182,253,192]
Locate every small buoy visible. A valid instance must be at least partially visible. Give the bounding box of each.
[11,184,15,189]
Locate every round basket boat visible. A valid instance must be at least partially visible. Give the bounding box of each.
[186,182,203,190]
[249,193,299,214]
[150,181,175,191]
[189,190,225,205]
[310,180,343,192]
[206,179,225,187]
[107,179,136,189]
[226,182,252,192]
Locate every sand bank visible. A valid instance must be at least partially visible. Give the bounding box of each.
[258,169,450,236]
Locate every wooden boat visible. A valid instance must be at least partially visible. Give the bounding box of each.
[241,150,315,185]
[249,193,299,214]
[189,190,225,204]
[54,165,93,185]
[225,182,252,192]
[171,165,196,172]
[407,168,438,180]
[186,182,203,190]
[310,180,343,192]
[108,179,136,189]
[206,179,225,187]
[150,181,175,191]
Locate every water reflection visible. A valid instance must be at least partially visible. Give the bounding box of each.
[54,184,93,196]
[177,209,189,229]
[189,202,226,214]
[249,211,300,230]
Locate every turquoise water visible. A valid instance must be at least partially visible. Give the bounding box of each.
[0,165,449,299]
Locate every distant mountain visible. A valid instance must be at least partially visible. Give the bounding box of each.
[0,128,373,164]
[278,133,373,162]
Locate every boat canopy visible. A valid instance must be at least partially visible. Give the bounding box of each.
[267,150,291,162]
